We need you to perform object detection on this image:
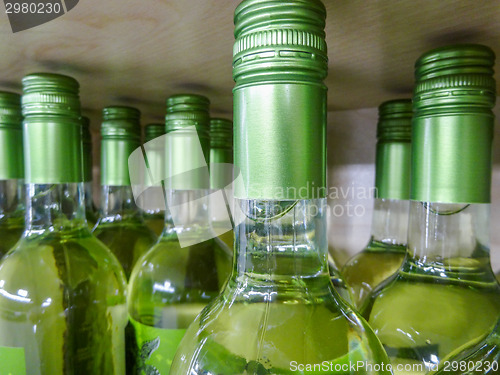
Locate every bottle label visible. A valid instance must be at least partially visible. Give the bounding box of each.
[130,318,186,375]
[0,346,26,374]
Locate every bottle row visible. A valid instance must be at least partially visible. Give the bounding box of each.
[1,0,500,374]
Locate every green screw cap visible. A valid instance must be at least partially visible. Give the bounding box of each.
[101,106,141,140]
[21,73,80,117]
[210,118,233,149]
[0,91,23,180]
[233,0,328,199]
[414,44,496,109]
[101,106,141,186]
[375,99,412,200]
[161,94,211,190]
[233,0,328,83]
[377,99,413,141]
[165,94,210,133]
[411,44,496,203]
[144,123,166,142]
[210,118,233,189]
[22,73,82,184]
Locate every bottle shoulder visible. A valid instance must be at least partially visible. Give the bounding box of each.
[0,229,127,303]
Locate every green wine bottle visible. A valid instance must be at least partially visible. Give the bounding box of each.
[142,123,167,236]
[0,73,127,374]
[209,118,234,250]
[127,94,232,374]
[0,91,24,259]
[361,45,500,374]
[342,99,412,308]
[81,116,98,229]
[171,1,391,374]
[430,317,500,374]
[93,107,157,279]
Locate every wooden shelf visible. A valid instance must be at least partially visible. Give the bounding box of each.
[1,0,500,125]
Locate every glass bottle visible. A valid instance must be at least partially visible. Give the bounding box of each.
[209,118,234,250]
[342,100,412,308]
[81,116,98,229]
[171,1,391,374]
[93,107,157,279]
[142,123,167,236]
[430,316,500,375]
[0,73,127,374]
[361,45,500,374]
[0,91,24,259]
[127,94,232,374]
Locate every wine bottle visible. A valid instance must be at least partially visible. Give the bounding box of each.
[142,123,167,236]
[342,99,411,308]
[93,106,157,279]
[127,94,232,374]
[171,1,391,373]
[81,116,98,229]
[209,117,234,250]
[0,73,127,374]
[361,45,500,374]
[0,91,24,259]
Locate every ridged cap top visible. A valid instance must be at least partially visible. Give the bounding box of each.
[414,44,496,109]
[144,123,166,142]
[165,94,210,132]
[233,0,328,83]
[210,118,233,149]
[377,99,413,141]
[101,106,141,140]
[22,73,80,117]
[0,91,22,128]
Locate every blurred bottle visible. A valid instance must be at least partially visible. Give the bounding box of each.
[81,116,98,228]
[127,94,232,374]
[0,91,24,259]
[0,73,127,374]
[142,123,167,236]
[362,45,500,374]
[93,106,157,279]
[342,99,412,308]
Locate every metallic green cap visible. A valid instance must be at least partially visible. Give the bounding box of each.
[377,99,413,141]
[375,99,412,200]
[144,123,166,142]
[210,118,233,189]
[162,94,210,190]
[233,0,327,199]
[233,0,328,83]
[101,106,141,186]
[101,106,141,140]
[22,73,82,184]
[411,44,496,203]
[165,94,210,132]
[210,118,233,149]
[22,73,80,118]
[81,116,92,182]
[0,91,23,179]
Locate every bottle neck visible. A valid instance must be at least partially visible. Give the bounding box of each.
[0,179,24,220]
[99,185,142,221]
[161,189,211,236]
[369,198,409,245]
[232,198,329,280]
[406,201,495,279]
[25,183,87,232]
